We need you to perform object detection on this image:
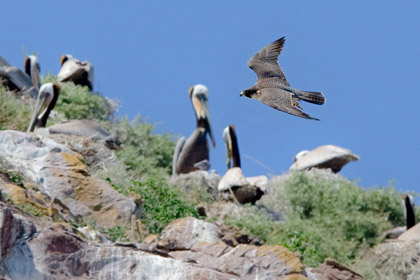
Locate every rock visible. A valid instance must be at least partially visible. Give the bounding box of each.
[0,203,307,280]
[142,217,306,279]
[357,240,420,279]
[158,217,220,250]
[0,130,139,233]
[218,224,263,246]
[307,259,363,280]
[171,242,306,280]
[31,131,118,173]
[45,120,120,149]
[170,170,221,199]
[398,223,420,242]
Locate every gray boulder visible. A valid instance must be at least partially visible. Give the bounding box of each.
[0,130,138,230]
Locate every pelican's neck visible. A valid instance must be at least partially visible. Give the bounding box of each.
[405,195,416,229]
[230,128,241,168]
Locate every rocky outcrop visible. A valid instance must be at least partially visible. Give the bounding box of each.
[170,170,221,199]
[0,130,140,233]
[142,217,307,280]
[358,239,420,279]
[398,223,420,242]
[306,259,363,280]
[0,201,307,280]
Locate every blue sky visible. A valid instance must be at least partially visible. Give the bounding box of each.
[2,1,420,194]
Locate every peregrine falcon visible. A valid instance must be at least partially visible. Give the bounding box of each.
[240,37,326,120]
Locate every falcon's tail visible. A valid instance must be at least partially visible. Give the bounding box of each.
[297,91,326,105]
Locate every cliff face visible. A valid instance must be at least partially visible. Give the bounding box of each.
[0,129,379,279]
[0,130,140,231]
[0,130,307,279]
[0,201,309,280]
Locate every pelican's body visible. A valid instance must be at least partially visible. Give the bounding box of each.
[27,83,60,132]
[0,55,38,98]
[58,54,94,90]
[218,124,268,204]
[290,145,359,173]
[172,84,215,175]
[24,55,41,90]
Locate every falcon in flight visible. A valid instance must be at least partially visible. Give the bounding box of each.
[240,37,326,120]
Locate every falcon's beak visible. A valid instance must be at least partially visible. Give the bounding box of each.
[239,91,244,97]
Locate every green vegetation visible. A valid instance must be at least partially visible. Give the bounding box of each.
[127,178,199,234]
[111,116,175,179]
[100,226,130,242]
[0,85,32,131]
[42,74,117,123]
[0,157,25,188]
[15,202,45,217]
[226,170,412,268]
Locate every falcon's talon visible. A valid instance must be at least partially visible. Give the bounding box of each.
[293,100,303,109]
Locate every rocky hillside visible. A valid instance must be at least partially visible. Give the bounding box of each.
[0,77,419,279]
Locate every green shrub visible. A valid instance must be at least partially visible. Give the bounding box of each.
[111,115,175,179]
[225,205,280,242]
[128,178,199,234]
[227,170,411,267]
[0,157,25,188]
[0,85,32,131]
[100,226,130,242]
[42,74,117,122]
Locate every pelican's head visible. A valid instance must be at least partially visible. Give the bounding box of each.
[223,124,240,169]
[294,150,310,162]
[189,84,215,148]
[24,55,41,90]
[27,83,61,132]
[60,54,73,66]
[403,194,415,212]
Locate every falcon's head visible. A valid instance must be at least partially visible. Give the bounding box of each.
[240,87,261,99]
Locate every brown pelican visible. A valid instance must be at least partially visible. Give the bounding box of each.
[24,55,41,90]
[27,83,60,132]
[57,54,94,90]
[0,55,38,98]
[290,145,359,173]
[240,37,326,120]
[384,194,416,239]
[218,124,268,204]
[172,84,215,175]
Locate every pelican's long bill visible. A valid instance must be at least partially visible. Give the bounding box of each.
[27,83,60,132]
[223,126,232,169]
[189,84,216,148]
[24,55,41,90]
[222,124,240,169]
